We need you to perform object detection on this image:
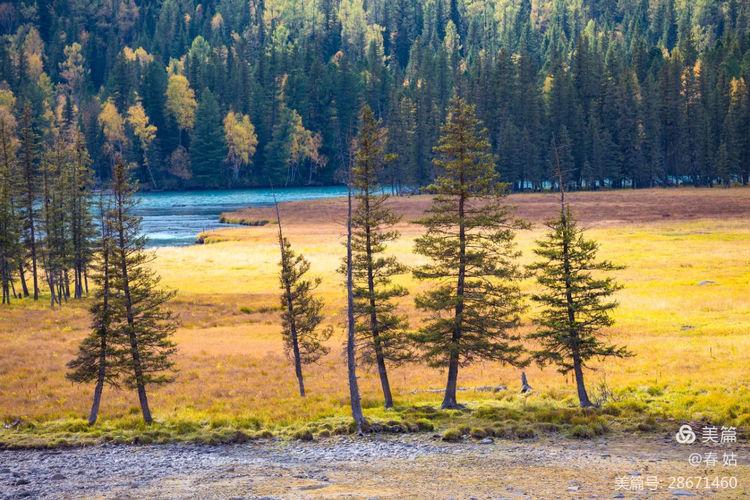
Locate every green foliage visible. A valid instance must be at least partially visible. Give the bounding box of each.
[278,237,331,366]
[413,96,527,407]
[528,203,631,406]
[102,158,178,422]
[528,206,630,370]
[1,0,747,189]
[0,99,21,304]
[348,105,411,406]
[441,427,463,442]
[276,205,332,397]
[190,90,226,186]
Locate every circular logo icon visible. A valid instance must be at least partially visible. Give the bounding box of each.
[675,424,696,444]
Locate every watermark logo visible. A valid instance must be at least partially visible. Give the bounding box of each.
[675,424,697,444]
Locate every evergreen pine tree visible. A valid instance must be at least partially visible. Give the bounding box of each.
[275,200,332,397]
[18,104,40,300]
[350,105,410,409]
[109,156,178,424]
[190,90,226,186]
[67,195,120,424]
[40,122,70,307]
[68,129,96,298]
[413,96,527,409]
[345,179,366,432]
[0,104,20,303]
[266,106,294,186]
[528,169,631,407]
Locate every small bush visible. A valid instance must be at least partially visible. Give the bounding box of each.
[441,428,463,442]
[415,418,435,431]
[491,425,513,439]
[533,422,560,433]
[567,424,596,439]
[636,417,659,432]
[292,429,314,441]
[333,424,350,435]
[514,425,536,439]
[469,427,487,439]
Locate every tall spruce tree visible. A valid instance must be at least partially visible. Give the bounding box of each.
[109,157,178,424]
[0,104,19,303]
[413,96,527,409]
[67,195,119,424]
[68,129,95,298]
[350,105,410,409]
[346,179,366,432]
[40,122,70,307]
[275,199,332,397]
[190,90,226,186]
[528,168,631,407]
[18,104,39,300]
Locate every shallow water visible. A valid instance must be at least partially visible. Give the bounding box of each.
[134,186,348,247]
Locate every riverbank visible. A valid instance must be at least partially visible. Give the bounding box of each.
[219,187,750,229]
[2,434,748,498]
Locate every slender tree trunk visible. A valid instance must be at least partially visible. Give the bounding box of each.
[1,261,9,304]
[45,265,56,308]
[28,218,38,300]
[10,272,17,299]
[283,271,306,397]
[363,189,393,409]
[75,265,83,298]
[90,260,110,424]
[64,270,71,300]
[89,377,104,425]
[18,261,29,297]
[117,193,153,424]
[144,158,158,190]
[442,184,466,410]
[291,335,305,397]
[23,184,39,300]
[346,183,365,432]
[572,354,592,407]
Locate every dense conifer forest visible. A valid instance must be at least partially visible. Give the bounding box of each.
[1,0,748,190]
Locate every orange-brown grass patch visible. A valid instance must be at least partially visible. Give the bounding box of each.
[2,187,749,446]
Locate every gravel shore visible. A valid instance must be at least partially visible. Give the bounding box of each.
[1,434,747,499]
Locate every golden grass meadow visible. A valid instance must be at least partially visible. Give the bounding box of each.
[1,188,749,447]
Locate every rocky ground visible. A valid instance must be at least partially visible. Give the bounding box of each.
[1,434,747,499]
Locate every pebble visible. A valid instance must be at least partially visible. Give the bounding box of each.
[671,490,697,497]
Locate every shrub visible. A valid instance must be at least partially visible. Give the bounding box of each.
[415,418,435,431]
[567,424,596,439]
[469,427,487,439]
[292,429,314,441]
[441,428,463,442]
[514,425,536,439]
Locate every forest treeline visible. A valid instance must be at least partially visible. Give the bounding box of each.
[1,0,749,191]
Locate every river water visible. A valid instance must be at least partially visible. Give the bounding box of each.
[134,186,348,246]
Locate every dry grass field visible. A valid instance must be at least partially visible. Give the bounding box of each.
[1,187,749,446]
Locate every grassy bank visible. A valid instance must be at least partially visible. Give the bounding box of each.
[0,388,716,449]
